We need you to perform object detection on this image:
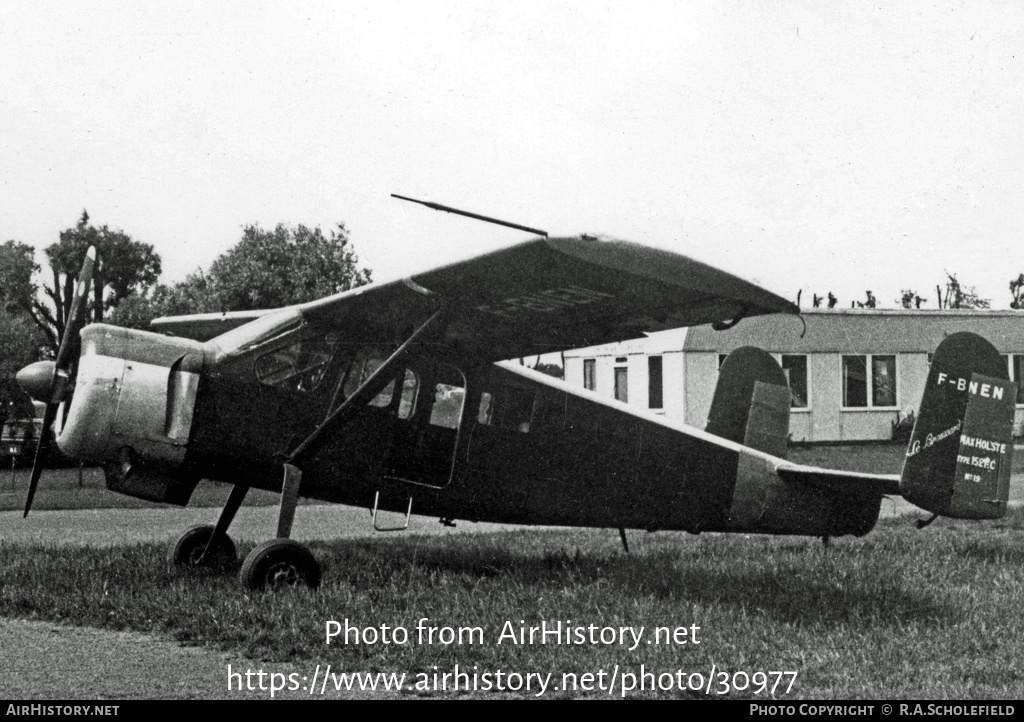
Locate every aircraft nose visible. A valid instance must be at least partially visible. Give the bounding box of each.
[16,361,56,401]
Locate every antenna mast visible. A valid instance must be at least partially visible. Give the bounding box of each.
[391,194,548,237]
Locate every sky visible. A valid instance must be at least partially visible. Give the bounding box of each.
[1,1,1022,310]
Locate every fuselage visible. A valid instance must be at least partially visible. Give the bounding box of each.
[57,322,881,538]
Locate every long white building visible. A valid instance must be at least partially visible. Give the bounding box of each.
[563,309,1024,443]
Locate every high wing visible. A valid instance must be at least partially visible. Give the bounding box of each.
[153,235,798,361]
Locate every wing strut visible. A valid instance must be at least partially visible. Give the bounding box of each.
[273,309,444,538]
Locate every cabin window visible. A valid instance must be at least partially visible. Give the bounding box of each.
[583,359,596,391]
[397,370,418,419]
[842,355,897,408]
[335,349,419,417]
[614,366,628,403]
[648,356,663,409]
[255,334,338,392]
[781,355,808,408]
[429,383,465,429]
[503,387,535,432]
[478,392,494,424]
[342,348,399,407]
[478,386,535,432]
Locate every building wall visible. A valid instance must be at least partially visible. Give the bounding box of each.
[565,310,1024,443]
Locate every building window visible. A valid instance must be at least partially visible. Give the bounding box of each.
[780,355,808,408]
[648,356,663,409]
[1013,355,1024,405]
[614,366,628,403]
[583,359,596,391]
[842,355,897,408]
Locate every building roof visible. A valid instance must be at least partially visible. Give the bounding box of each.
[684,309,1024,354]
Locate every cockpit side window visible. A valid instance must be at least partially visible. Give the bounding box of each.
[255,333,339,392]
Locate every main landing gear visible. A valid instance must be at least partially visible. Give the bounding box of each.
[168,478,323,591]
[169,525,237,570]
[169,311,444,592]
[240,539,321,590]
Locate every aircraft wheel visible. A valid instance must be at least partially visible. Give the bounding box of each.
[240,539,321,591]
[169,525,237,570]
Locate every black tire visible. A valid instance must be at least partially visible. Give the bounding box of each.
[239,539,321,591]
[169,525,237,570]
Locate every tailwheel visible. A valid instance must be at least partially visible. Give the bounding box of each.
[169,525,237,570]
[240,539,321,591]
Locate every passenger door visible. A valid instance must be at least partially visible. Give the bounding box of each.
[384,357,466,489]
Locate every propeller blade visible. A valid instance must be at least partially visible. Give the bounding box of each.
[22,246,96,517]
[22,401,59,517]
[54,246,96,375]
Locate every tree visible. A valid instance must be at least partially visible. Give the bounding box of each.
[1010,273,1024,310]
[899,289,925,309]
[532,362,564,379]
[107,222,373,330]
[106,271,218,330]
[43,211,161,339]
[207,223,371,311]
[0,240,42,319]
[935,272,990,309]
[855,290,877,309]
[0,310,47,381]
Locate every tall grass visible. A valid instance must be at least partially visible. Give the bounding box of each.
[2,508,1022,698]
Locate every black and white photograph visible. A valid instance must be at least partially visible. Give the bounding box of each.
[1,0,1022,704]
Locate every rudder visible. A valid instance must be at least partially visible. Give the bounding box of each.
[900,332,1016,519]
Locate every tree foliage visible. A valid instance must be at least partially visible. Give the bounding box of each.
[0,310,47,382]
[207,223,372,311]
[0,212,161,350]
[898,289,926,309]
[935,272,990,309]
[46,211,161,332]
[1010,273,1024,310]
[107,222,373,330]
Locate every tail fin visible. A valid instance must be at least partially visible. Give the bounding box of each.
[900,332,1017,519]
[706,346,791,458]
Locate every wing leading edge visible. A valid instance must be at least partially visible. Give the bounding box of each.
[155,235,799,360]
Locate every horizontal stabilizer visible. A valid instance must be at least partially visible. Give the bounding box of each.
[777,466,900,499]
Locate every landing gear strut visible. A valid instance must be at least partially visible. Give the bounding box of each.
[170,483,249,570]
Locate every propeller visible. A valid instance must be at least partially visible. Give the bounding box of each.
[17,246,96,517]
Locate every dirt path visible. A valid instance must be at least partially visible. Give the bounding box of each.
[0,618,408,700]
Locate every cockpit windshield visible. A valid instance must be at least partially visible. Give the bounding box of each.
[210,308,303,358]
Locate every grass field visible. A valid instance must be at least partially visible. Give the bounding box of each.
[1,508,1023,699]
[0,466,294,513]
[2,445,1023,699]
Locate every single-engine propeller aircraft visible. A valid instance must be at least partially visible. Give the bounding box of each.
[15,206,1018,591]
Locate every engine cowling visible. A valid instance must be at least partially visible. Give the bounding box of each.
[58,324,209,504]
